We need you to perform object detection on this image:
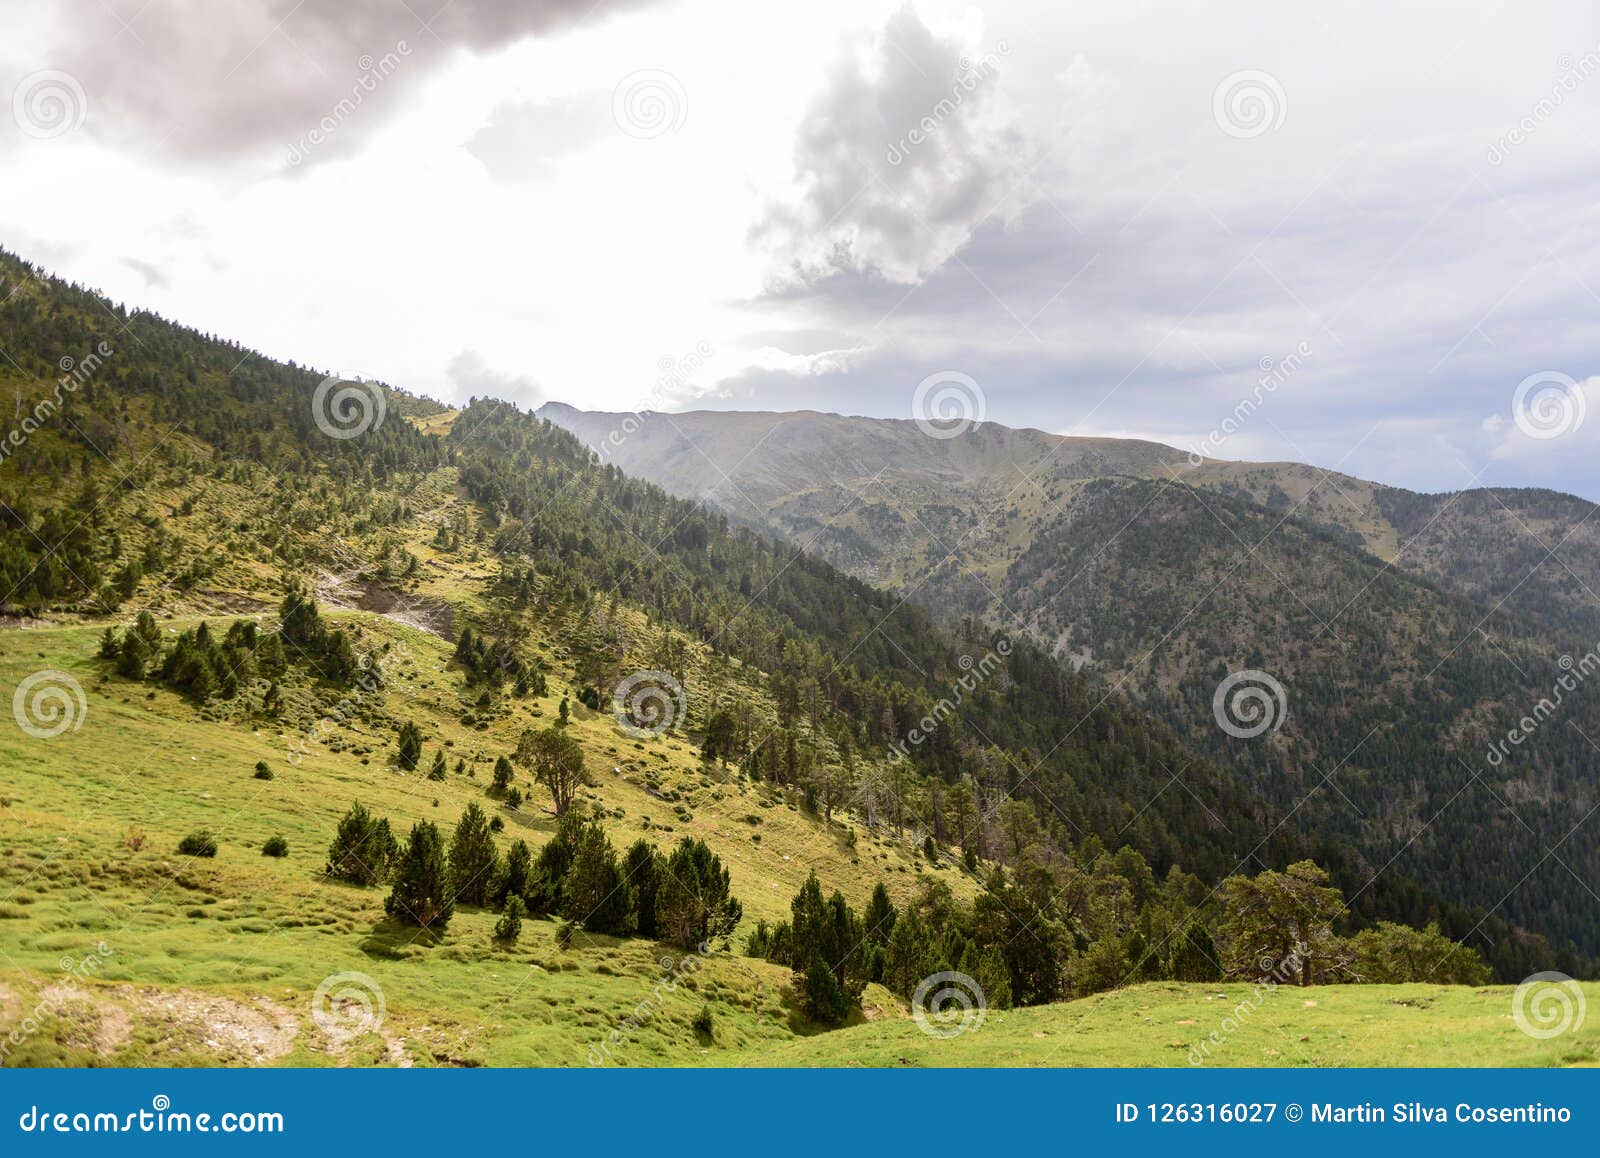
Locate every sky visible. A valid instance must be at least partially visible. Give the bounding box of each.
[3,0,1600,498]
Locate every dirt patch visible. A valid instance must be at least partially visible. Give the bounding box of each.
[38,984,133,1057]
[125,986,299,1064]
[316,570,454,639]
[354,583,454,640]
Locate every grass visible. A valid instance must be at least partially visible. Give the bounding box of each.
[740,981,1600,1068]
[0,611,966,1067]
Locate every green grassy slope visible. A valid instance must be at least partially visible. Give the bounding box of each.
[0,614,965,1067]
[742,981,1600,1068]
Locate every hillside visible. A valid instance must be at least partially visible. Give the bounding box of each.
[537,404,1600,641]
[0,248,1590,1069]
[542,404,1600,959]
[743,980,1600,1068]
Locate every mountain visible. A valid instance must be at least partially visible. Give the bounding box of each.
[0,247,1590,1070]
[541,402,1600,957]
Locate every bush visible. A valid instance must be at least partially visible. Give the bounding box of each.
[692,1003,715,1038]
[261,835,289,858]
[177,830,218,857]
[253,761,274,780]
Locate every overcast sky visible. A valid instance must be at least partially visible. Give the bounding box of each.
[5,0,1600,497]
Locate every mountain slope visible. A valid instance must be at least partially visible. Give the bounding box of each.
[541,403,1600,957]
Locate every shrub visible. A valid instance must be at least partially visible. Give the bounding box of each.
[262,835,289,857]
[692,1003,715,1038]
[494,895,526,944]
[253,761,274,780]
[177,830,218,857]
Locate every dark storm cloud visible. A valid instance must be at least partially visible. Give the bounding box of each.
[752,4,1027,287]
[40,0,658,168]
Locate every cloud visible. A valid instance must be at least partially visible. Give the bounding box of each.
[751,4,1027,288]
[120,257,169,289]
[465,94,613,182]
[1484,375,1599,465]
[447,349,545,408]
[35,0,660,169]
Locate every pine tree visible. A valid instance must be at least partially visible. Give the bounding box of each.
[655,837,742,949]
[325,801,398,885]
[496,839,532,907]
[526,809,584,913]
[883,906,937,998]
[494,895,526,944]
[448,802,500,907]
[864,881,897,946]
[397,721,423,772]
[562,821,636,936]
[385,821,454,932]
[427,749,447,781]
[491,755,514,796]
[623,839,660,938]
